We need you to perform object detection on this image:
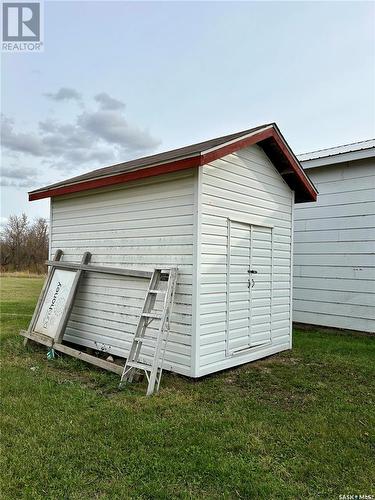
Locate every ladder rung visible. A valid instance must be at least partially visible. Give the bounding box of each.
[141,312,162,319]
[127,361,152,371]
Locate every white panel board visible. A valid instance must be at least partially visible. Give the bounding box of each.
[34,269,76,338]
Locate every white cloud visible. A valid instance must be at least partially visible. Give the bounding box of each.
[1,91,161,186]
[1,116,45,156]
[78,109,160,151]
[95,92,125,110]
[44,87,82,102]
[0,164,39,187]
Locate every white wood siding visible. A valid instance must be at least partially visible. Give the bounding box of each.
[294,158,375,333]
[50,171,195,376]
[198,145,293,376]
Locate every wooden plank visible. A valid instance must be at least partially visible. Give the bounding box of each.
[54,251,92,344]
[23,249,63,347]
[45,261,153,279]
[53,343,124,375]
[20,330,123,375]
[20,329,53,347]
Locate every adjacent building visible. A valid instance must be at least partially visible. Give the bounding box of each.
[294,139,375,333]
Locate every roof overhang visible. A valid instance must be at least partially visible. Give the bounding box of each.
[29,124,317,203]
[300,147,375,169]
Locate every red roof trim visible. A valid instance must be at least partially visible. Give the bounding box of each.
[29,126,317,202]
[200,128,272,164]
[269,129,317,201]
[200,127,317,202]
[29,156,201,201]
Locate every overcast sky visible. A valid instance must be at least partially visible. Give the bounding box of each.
[1,0,374,222]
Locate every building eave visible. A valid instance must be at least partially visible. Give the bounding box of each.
[300,147,375,169]
[29,124,318,203]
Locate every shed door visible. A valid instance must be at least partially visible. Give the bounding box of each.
[227,221,273,355]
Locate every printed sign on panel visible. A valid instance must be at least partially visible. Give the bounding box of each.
[34,269,76,338]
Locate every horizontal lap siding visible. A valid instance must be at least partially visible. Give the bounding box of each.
[198,145,293,375]
[51,171,195,376]
[293,158,375,333]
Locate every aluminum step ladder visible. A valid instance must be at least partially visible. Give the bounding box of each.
[119,267,178,395]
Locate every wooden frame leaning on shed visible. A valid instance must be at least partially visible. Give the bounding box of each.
[23,250,91,346]
[20,251,154,376]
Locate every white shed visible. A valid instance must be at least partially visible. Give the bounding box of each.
[29,123,317,377]
[294,139,375,333]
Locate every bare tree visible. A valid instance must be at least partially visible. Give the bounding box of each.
[27,217,49,269]
[0,214,49,273]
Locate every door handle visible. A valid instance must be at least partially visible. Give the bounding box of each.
[250,270,258,274]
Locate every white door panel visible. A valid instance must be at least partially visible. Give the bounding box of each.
[227,220,273,354]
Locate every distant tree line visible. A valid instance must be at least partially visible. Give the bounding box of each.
[0,214,49,273]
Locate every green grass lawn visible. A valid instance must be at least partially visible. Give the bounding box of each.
[1,275,374,499]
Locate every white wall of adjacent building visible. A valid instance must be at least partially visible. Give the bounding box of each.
[293,154,375,333]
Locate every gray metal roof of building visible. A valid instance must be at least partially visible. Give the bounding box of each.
[298,138,375,163]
